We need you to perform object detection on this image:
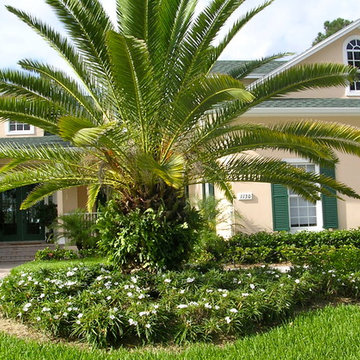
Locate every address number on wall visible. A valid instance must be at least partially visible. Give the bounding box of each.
[237,192,253,201]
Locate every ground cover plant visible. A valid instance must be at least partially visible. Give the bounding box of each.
[1,0,360,271]
[2,305,360,360]
[2,252,360,349]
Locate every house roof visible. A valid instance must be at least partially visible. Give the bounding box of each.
[248,98,360,116]
[212,60,286,77]
[253,18,360,85]
[0,135,69,147]
[258,98,360,108]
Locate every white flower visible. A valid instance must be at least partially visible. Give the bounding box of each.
[129,318,138,326]
[206,289,213,293]
[131,276,138,284]
[139,311,149,317]
[204,303,212,309]
[36,317,41,322]
[66,271,75,277]
[260,288,265,292]
[186,277,195,283]
[177,304,188,309]
[77,313,83,319]
[23,303,32,310]
[106,296,112,300]
[138,294,145,299]
[179,289,185,294]
[76,320,81,325]
[164,279,172,283]
[53,315,59,320]
[189,301,199,306]
[214,305,220,310]
[242,293,249,297]
[295,279,300,284]
[222,293,228,297]
[63,312,68,317]
[153,305,159,309]
[145,323,151,329]
[55,300,60,303]
[229,308,238,313]
[40,294,45,299]
[110,315,115,320]
[250,284,255,290]
[127,292,133,297]
[42,307,50,312]
[113,307,119,312]
[67,307,72,311]
[225,316,232,324]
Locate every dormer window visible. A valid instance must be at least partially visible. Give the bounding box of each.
[5,121,35,135]
[346,39,360,94]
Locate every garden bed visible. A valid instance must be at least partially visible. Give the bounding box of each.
[1,250,360,349]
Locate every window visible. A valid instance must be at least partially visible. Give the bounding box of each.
[287,163,323,231]
[272,160,338,232]
[5,121,34,135]
[345,38,360,94]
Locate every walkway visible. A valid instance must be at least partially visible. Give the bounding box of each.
[0,262,24,279]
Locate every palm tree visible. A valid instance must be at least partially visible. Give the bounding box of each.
[0,0,360,216]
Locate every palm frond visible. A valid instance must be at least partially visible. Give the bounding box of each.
[0,97,60,134]
[208,1,274,68]
[248,63,358,104]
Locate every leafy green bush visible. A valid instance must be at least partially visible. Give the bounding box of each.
[35,247,79,261]
[2,257,360,348]
[96,200,202,270]
[52,209,99,250]
[229,229,360,249]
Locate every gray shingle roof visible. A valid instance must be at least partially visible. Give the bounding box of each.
[0,135,69,147]
[257,98,360,108]
[212,60,287,76]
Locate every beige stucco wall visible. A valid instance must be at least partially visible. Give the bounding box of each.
[226,114,360,233]
[285,28,360,99]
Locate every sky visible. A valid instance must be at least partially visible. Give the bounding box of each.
[1,0,360,71]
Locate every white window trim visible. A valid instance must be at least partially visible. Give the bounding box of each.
[343,35,360,97]
[283,158,324,233]
[5,121,35,136]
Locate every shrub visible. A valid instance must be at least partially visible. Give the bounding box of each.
[52,209,99,250]
[35,247,78,261]
[2,258,360,348]
[229,229,360,249]
[96,200,202,270]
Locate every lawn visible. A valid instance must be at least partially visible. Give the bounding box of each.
[10,258,107,275]
[1,304,360,359]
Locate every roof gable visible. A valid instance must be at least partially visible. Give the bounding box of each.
[254,18,360,84]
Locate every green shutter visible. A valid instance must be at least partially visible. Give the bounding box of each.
[202,183,215,199]
[209,183,215,197]
[320,166,339,229]
[271,184,290,231]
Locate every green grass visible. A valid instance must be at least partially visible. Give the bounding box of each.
[10,257,107,275]
[1,305,360,359]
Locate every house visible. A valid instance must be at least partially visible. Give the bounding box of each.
[190,19,360,237]
[1,19,360,242]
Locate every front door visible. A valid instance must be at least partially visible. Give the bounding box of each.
[0,186,45,242]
